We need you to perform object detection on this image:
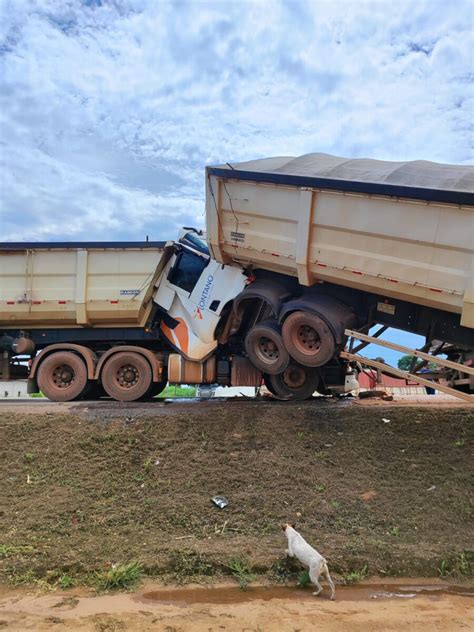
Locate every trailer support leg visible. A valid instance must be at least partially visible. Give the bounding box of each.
[0,351,10,381]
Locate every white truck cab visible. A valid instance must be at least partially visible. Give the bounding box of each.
[154,229,247,361]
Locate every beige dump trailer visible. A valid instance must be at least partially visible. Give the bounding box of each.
[206,154,474,326]
[0,242,169,327]
[206,154,474,397]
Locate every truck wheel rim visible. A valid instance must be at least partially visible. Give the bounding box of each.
[116,364,139,388]
[257,336,280,362]
[52,364,75,389]
[295,325,322,354]
[282,365,306,389]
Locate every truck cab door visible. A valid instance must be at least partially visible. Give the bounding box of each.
[155,246,246,361]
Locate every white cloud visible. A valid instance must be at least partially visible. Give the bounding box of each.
[0,0,472,242]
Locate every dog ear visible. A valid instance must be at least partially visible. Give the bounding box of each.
[280,523,288,531]
[290,523,296,529]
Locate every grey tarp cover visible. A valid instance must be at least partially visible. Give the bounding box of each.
[208,153,474,205]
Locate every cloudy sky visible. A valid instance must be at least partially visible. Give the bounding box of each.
[1,0,472,244]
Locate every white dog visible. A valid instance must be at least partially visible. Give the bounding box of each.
[282,524,336,600]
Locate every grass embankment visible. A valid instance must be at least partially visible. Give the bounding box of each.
[0,403,472,590]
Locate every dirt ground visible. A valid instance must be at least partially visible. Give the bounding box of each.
[0,398,473,629]
[0,578,473,631]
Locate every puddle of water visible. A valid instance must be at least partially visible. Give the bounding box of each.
[395,585,474,597]
[141,585,305,606]
[369,591,417,600]
[140,583,474,607]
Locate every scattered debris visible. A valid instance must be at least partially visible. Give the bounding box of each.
[359,390,388,400]
[211,495,229,509]
[427,485,437,492]
[154,459,160,466]
[382,418,391,423]
[361,490,378,501]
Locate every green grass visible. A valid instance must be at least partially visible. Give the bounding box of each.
[95,561,143,591]
[11,569,38,585]
[343,565,369,584]
[438,552,472,578]
[161,385,196,398]
[226,558,257,590]
[297,569,311,587]
[168,550,215,583]
[0,544,34,557]
[57,573,76,589]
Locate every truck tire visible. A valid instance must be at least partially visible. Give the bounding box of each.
[37,351,88,402]
[101,351,153,402]
[282,311,336,367]
[142,378,168,400]
[245,319,290,375]
[264,363,319,400]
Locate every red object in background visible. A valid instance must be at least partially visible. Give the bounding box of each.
[358,371,419,389]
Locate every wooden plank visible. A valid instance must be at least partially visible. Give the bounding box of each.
[351,325,388,354]
[341,351,474,404]
[344,329,474,375]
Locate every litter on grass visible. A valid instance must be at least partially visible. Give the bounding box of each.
[211,495,229,509]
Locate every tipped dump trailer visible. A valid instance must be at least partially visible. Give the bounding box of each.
[206,154,474,397]
[1,154,473,402]
[206,154,474,325]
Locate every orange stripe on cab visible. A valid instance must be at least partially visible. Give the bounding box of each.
[160,319,189,355]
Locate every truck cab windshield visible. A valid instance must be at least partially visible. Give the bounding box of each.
[179,232,209,256]
[168,249,208,294]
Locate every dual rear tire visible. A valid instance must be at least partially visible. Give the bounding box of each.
[282,311,336,368]
[244,311,337,401]
[264,363,320,400]
[37,350,166,402]
[245,312,336,374]
[100,352,167,401]
[37,351,89,402]
[100,351,154,401]
[244,319,289,375]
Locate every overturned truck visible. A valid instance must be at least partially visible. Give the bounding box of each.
[1,154,473,401]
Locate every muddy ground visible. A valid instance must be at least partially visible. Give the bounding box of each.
[1,398,473,591]
[1,578,473,631]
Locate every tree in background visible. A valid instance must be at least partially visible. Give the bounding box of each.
[398,355,414,371]
[398,355,438,371]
